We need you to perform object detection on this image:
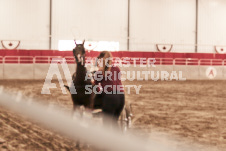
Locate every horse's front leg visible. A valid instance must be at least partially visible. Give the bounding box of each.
[72,105,84,118]
[73,106,85,118]
[71,105,76,117]
[79,106,85,117]
[71,105,82,149]
[125,103,133,128]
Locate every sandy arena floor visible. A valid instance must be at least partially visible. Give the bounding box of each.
[0,80,226,150]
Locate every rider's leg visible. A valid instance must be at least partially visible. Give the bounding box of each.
[102,94,118,128]
[113,93,125,118]
[102,94,125,130]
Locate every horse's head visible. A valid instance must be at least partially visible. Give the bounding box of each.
[73,40,86,66]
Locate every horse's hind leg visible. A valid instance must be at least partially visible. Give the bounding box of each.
[125,102,133,118]
[125,102,133,126]
[120,103,133,132]
[119,106,128,133]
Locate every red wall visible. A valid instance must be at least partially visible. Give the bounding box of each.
[0,49,226,59]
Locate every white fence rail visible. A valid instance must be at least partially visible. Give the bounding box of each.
[1,56,226,65]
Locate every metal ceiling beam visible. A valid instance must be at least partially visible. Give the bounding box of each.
[195,0,198,53]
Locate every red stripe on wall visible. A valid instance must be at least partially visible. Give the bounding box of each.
[1,49,226,59]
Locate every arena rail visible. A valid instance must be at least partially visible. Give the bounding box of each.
[1,56,226,66]
[0,56,3,63]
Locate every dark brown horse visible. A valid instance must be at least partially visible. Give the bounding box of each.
[64,41,133,132]
[64,40,94,115]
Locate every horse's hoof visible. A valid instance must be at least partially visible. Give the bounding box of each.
[92,109,102,118]
[92,109,102,114]
[83,144,91,149]
[75,144,80,150]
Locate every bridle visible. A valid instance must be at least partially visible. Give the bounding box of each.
[73,40,86,66]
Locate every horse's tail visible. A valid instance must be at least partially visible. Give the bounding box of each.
[64,85,70,92]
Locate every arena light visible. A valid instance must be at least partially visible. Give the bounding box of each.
[58,40,119,51]
[58,40,76,51]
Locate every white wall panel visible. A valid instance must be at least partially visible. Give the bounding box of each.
[1,0,226,53]
[0,63,225,80]
[34,64,51,79]
[3,64,33,79]
[198,0,226,53]
[223,66,226,80]
[34,64,76,80]
[0,64,3,79]
[0,0,49,49]
[52,0,128,50]
[129,0,196,52]
[173,65,199,80]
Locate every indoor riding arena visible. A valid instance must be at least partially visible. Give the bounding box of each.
[0,0,226,151]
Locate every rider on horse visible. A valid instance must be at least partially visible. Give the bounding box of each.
[93,51,125,129]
